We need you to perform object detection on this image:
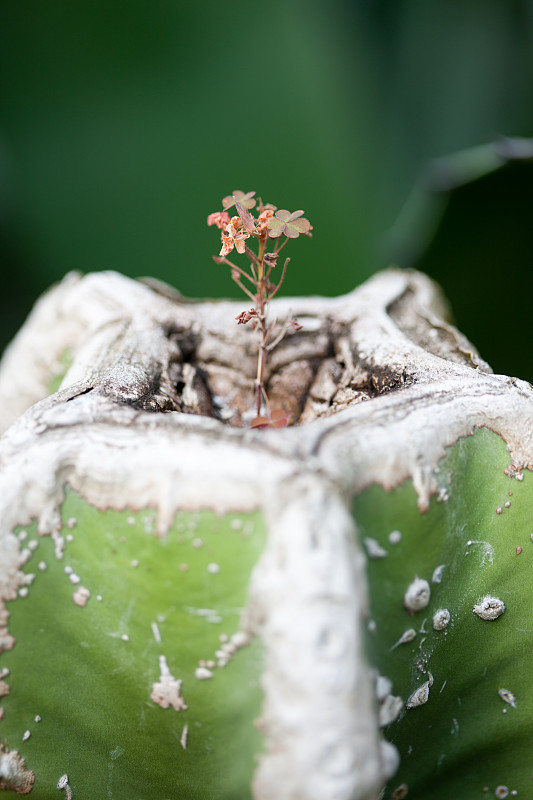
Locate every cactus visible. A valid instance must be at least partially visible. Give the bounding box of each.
[0,269,532,799]
[357,428,533,798]
[1,496,266,799]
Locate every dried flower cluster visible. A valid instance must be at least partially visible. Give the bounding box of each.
[208,190,311,427]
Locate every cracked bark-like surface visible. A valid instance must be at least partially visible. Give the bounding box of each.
[1,267,533,800]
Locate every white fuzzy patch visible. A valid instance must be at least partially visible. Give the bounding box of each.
[150,655,187,712]
[473,596,506,621]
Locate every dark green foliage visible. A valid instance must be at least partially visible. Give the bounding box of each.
[2,1,533,373]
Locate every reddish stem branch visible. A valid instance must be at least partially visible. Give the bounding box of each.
[254,232,270,416]
[267,258,290,303]
[273,236,290,255]
[220,259,257,286]
[231,275,257,304]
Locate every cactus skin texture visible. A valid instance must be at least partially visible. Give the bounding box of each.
[0,490,266,799]
[3,430,532,799]
[357,428,533,799]
[3,269,533,799]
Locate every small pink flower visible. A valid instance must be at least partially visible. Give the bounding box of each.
[256,207,275,235]
[207,211,230,229]
[219,216,250,257]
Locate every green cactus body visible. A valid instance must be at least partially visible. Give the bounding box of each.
[357,428,533,799]
[3,269,533,799]
[0,491,266,799]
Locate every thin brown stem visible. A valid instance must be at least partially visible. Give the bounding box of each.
[213,255,239,270]
[244,245,260,265]
[273,236,290,255]
[267,257,290,302]
[255,316,269,417]
[266,312,293,352]
[226,261,257,286]
[261,385,271,413]
[216,256,257,287]
[253,232,270,416]
[265,316,278,343]
[231,275,257,304]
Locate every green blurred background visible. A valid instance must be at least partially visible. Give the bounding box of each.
[1,1,533,379]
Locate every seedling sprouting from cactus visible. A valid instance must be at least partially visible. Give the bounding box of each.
[208,190,311,428]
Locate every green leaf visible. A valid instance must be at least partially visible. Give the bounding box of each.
[222,191,256,212]
[267,210,310,239]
